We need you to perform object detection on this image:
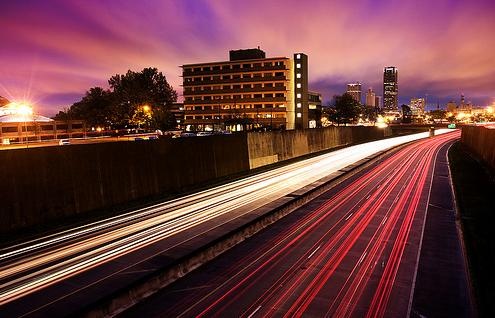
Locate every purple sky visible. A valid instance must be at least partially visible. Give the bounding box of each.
[1,0,494,116]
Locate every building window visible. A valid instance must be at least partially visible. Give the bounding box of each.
[242,74,251,79]
[254,94,262,98]
[296,54,301,59]
[222,65,231,70]
[297,103,302,108]
[243,84,252,88]
[222,75,231,80]
[296,63,301,68]
[264,83,274,88]
[296,83,301,88]
[275,93,284,97]
[242,63,251,69]
[232,64,240,69]
[264,62,273,67]
[297,112,302,118]
[275,72,284,77]
[296,73,301,79]
[264,93,273,98]
[297,93,302,98]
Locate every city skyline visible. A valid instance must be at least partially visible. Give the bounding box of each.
[1,0,495,116]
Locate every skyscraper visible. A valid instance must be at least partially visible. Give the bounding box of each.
[365,88,376,107]
[346,82,362,104]
[383,67,398,111]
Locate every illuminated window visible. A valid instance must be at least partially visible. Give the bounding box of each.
[296,63,301,68]
[296,73,301,78]
[296,83,301,88]
[297,112,302,118]
[296,54,301,59]
[297,93,302,98]
[297,103,302,108]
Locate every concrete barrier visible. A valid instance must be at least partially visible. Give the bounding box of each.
[461,125,495,173]
[247,126,391,169]
[0,134,249,235]
[1,126,393,236]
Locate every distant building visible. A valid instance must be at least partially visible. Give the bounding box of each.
[409,98,426,123]
[365,88,376,107]
[181,49,312,131]
[375,95,381,108]
[0,102,85,144]
[383,67,398,111]
[346,82,362,104]
[308,91,322,128]
[410,98,425,112]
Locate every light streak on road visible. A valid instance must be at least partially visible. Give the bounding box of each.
[0,129,454,307]
[132,131,460,318]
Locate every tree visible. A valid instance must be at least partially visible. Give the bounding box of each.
[333,93,361,125]
[109,67,178,129]
[361,105,381,125]
[429,109,447,122]
[401,104,412,123]
[55,87,113,128]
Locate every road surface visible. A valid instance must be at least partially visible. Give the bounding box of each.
[0,130,453,316]
[121,131,468,317]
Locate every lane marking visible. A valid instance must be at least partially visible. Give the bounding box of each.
[247,305,262,318]
[307,245,321,259]
[344,213,353,221]
[366,194,371,200]
[381,216,388,225]
[357,252,368,265]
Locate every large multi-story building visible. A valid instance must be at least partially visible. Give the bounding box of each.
[365,88,376,107]
[383,66,398,111]
[181,49,313,131]
[346,82,362,104]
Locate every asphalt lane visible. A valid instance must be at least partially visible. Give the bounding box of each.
[121,131,464,317]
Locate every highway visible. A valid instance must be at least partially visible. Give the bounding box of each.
[0,130,453,316]
[121,131,462,317]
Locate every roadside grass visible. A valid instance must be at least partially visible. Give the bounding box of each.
[449,141,495,317]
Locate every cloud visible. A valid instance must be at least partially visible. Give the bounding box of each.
[1,0,494,116]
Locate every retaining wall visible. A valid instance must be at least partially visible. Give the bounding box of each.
[1,126,393,235]
[0,134,249,235]
[461,125,495,172]
[247,126,392,168]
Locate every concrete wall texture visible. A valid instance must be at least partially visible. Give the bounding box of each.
[1,126,391,235]
[461,125,495,172]
[0,135,249,235]
[247,126,392,168]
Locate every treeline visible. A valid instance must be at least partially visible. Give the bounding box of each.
[54,67,178,130]
[323,93,382,126]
